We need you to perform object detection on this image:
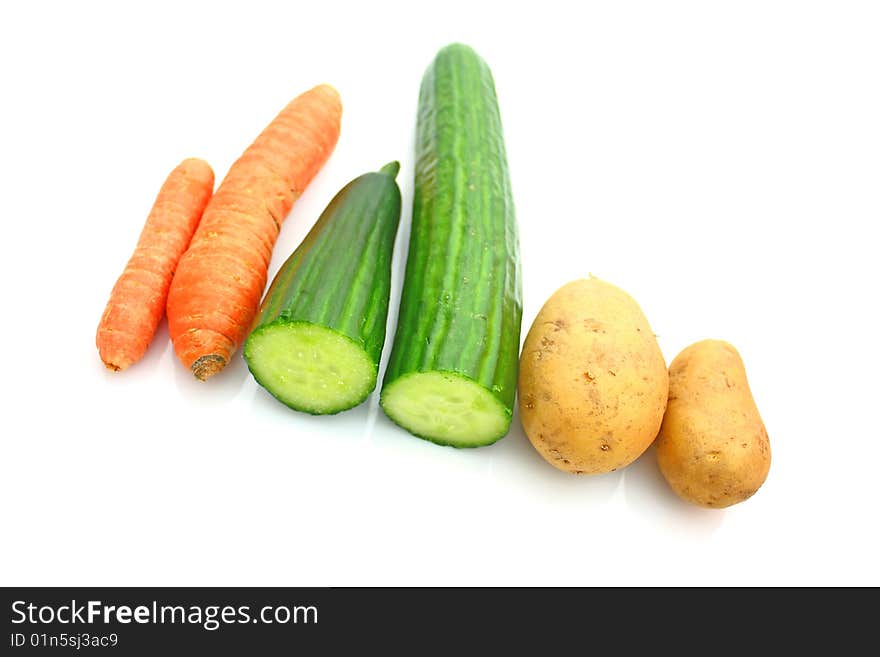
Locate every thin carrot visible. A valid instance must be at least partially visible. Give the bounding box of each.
[166,84,343,380]
[96,158,214,371]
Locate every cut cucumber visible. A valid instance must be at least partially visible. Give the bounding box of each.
[244,162,401,414]
[380,44,522,447]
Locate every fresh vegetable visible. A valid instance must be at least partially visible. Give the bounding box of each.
[379,43,522,447]
[518,278,669,474]
[96,158,214,371]
[655,340,770,508]
[166,84,343,380]
[244,162,402,414]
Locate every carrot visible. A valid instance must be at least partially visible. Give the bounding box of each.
[166,84,343,380]
[96,158,214,372]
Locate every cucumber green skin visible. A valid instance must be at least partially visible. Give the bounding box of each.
[246,167,402,412]
[381,43,523,444]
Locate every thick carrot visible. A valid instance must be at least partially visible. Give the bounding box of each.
[166,84,342,380]
[96,158,214,372]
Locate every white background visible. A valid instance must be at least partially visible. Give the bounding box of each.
[2,1,878,586]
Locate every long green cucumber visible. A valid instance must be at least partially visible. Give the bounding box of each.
[244,162,402,414]
[380,44,522,447]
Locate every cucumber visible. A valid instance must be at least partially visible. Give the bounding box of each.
[243,162,402,414]
[380,44,522,447]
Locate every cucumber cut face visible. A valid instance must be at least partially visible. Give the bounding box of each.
[245,322,376,415]
[380,371,510,447]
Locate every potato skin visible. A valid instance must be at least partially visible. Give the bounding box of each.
[655,340,770,508]
[518,278,669,474]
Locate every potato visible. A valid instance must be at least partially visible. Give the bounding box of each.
[518,277,669,474]
[655,340,770,508]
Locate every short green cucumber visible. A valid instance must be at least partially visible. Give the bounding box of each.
[380,44,522,447]
[244,162,402,414]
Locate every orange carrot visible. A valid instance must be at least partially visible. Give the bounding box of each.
[166,84,342,380]
[96,158,214,371]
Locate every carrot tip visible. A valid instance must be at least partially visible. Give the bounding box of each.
[102,360,124,372]
[192,354,227,381]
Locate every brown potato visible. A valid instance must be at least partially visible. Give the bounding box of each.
[655,340,770,508]
[518,277,669,474]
